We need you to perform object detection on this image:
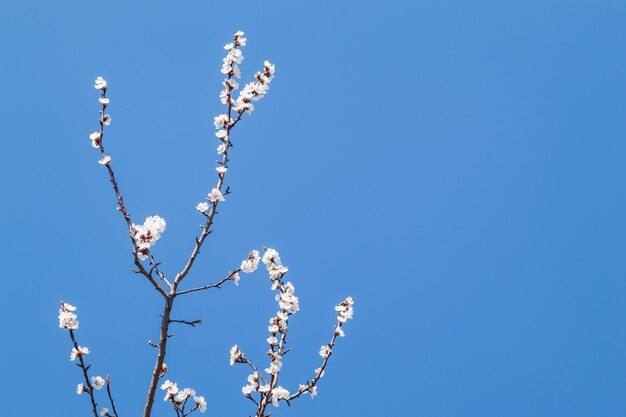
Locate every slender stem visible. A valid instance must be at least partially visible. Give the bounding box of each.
[96,89,168,298]
[69,329,99,417]
[176,268,241,296]
[106,374,120,417]
[142,296,174,417]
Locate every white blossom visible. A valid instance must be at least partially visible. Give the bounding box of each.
[99,97,110,106]
[100,407,109,416]
[270,386,290,406]
[216,166,227,174]
[194,395,207,412]
[276,281,299,314]
[208,188,225,203]
[175,388,196,403]
[161,380,179,401]
[132,215,166,260]
[94,77,107,90]
[240,250,260,273]
[319,345,331,358]
[101,114,111,126]
[231,272,240,286]
[262,248,282,270]
[70,346,89,361]
[59,302,79,330]
[91,376,105,390]
[335,296,354,323]
[196,202,209,212]
[214,114,230,129]
[242,372,259,395]
[215,129,227,140]
[217,143,226,154]
[229,345,243,365]
[98,155,111,165]
[314,367,325,378]
[76,383,86,395]
[89,131,102,148]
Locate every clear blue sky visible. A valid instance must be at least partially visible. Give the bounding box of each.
[2,1,626,416]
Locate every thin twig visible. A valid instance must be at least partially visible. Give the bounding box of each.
[69,329,99,417]
[176,268,241,296]
[106,374,120,417]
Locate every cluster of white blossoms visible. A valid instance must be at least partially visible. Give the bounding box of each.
[229,345,243,365]
[70,346,89,361]
[90,77,112,165]
[59,302,79,330]
[221,31,245,80]
[262,248,289,281]
[241,372,260,395]
[232,61,275,114]
[132,215,166,260]
[160,380,206,413]
[240,250,260,273]
[334,296,354,337]
[270,386,290,406]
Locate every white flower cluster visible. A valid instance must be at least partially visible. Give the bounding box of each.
[270,386,290,407]
[70,346,89,361]
[240,250,260,273]
[262,248,289,281]
[221,31,246,80]
[132,215,166,260]
[59,302,79,330]
[232,60,275,115]
[229,345,243,365]
[241,372,259,395]
[334,297,354,337]
[264,350,283,376]
[160,380,206,412]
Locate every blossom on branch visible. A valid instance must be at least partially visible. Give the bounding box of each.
[89,131,102,148]
[132,215,166,260]
[91,376,105,390]
[194,395,207,412]
[70,346,89,361]
[240,250,260,273]
[94,76,107,90]
[59,302,79,330]
[230,344,243,365]
[208,188,225,203]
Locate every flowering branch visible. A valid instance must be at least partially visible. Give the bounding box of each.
[61,29,354,417]
[91,79,169,298]
[229,249,354,417]
[59,302,114,417]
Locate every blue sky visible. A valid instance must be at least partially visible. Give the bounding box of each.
[2,1,626,416]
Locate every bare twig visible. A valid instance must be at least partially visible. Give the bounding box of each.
[170,319,202,327]
[106,374,120,417]
[176,268,241,296]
